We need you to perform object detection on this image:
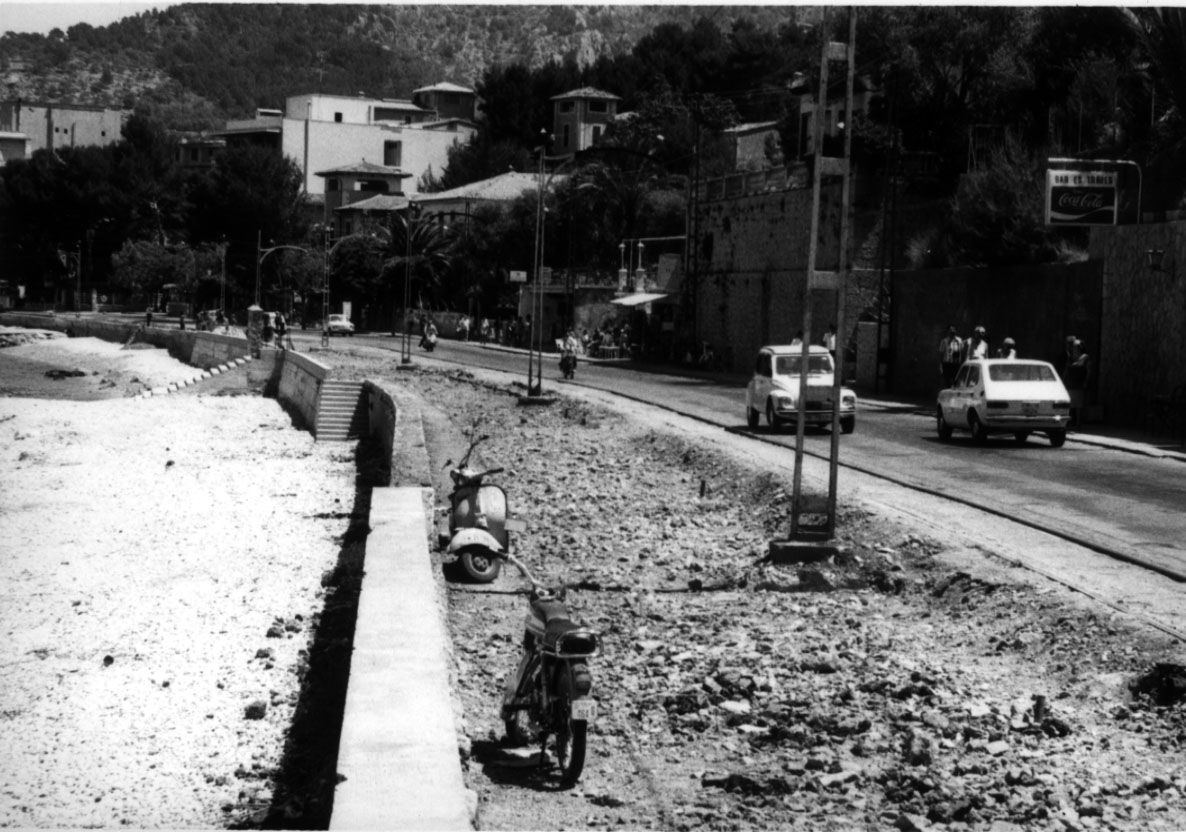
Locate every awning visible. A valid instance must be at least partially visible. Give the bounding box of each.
[611,292,670,307]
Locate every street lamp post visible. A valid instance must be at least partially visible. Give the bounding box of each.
[636,241,646,290]
[401,202,420,364]
[321,226,331,349]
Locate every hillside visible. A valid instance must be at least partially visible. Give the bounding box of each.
[0,4,812,130]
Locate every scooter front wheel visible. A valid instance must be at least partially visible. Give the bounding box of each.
[459,545,501,583]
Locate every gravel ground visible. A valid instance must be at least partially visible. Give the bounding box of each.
[0,333,359,828]
[370,363,1186,832]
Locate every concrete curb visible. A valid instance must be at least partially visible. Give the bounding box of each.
[330,487,474,831]
[137,356,253,399]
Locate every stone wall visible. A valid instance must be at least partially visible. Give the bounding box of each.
[363,381,398,479]
[1089,219,1186,422]
[888,261,1103,398]
[691,181,880,374]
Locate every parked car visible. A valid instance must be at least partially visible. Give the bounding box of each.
[937,359,1070,447]
[745,344,857,432]
[326,314,355,336]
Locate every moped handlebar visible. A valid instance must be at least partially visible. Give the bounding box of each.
[500,551,543,592]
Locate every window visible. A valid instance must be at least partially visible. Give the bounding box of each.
[588,100,608,113]
[989,363,1056,382]
[384,140,402,167]
[327,178,340,192]
[358,178,388,193]
[560,101,574,113]
[592,125,602,144]
[334,112,343,123]
[755,354,772,377]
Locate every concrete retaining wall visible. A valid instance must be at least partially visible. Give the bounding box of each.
[330,487,473,830]
[364,381,398,481]
[276,350,330,431]
[0,312,250,368]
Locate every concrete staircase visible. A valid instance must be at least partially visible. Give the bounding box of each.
[315,380,367,441]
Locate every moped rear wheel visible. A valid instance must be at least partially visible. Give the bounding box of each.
[553,673,587,789]
[459,545,501,583]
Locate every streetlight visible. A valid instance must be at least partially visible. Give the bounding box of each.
[321,225,331,349]
[401,201,421,364]
[618,241,626,290]
[636,241,646,290]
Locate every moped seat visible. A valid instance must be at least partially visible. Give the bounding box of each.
[531,597,597,654]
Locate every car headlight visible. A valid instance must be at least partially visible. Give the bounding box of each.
[842,395,856,408]
[776,396,795,408]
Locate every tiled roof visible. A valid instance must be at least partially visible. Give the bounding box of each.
[414,171,568,204]
[551,87,621,102]
[413,82,475,95]
[335,194,410,213]
[724,121,780,134]
[314,160,411,177]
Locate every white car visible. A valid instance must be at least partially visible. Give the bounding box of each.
[326,313,354,336]
[937,359,1070,447]
[745,344,857,433]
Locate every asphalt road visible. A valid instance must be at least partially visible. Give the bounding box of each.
[298,330,1186,583]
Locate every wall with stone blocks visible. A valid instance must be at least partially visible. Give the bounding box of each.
[693,182,874,373]
[1089,219,1186,422]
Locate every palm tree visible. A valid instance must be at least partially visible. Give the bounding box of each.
[382,210,456,313]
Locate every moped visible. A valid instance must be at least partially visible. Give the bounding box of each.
[498,550,599,789]
[558,348,577,380]
[442,431,523,582]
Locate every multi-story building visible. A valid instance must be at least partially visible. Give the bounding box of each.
[317,161,412,238]
[412,82,477,122]
[0,100,127,154]
[550,87,620,157]
[216,90,478,200]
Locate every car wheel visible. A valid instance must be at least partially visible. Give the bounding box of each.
[747,407,759,429]
[840,415,855,434]
[969,412,988,444]
[1013,431,1030,444]
[1048,429,1066,448]
[765,401,779,431]
[936,406,953,441]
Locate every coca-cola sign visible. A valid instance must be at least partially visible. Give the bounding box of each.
[1046,169,1117,226]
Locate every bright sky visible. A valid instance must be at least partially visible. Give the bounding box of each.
[0,2,173,35]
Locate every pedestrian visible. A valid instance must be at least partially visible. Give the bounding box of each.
[458,315,470,342]
[964,326,988,361]
[938,325,963,388]
[146,306,154,328]
[275,311,288,349]
[996,337,1017,359]
[178,310,186,331]
[216,308,227,333]
[261,313,274,344]
[823,323,838,357]
[1061,334,1078,379]
[791,330,804,348]
[1066,338,1091,428]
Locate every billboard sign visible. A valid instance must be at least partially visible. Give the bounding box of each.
[1046,168,1117,226]
[508,270,527,283]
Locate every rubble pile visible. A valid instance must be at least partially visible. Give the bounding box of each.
[395,369,1186,831]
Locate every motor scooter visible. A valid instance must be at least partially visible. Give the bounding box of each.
[441,431,524,582]
[559,348,577,380]
[420,329,438,352]
[499,549,599,789]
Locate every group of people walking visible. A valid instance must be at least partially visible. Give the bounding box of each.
[938,324,1092,427]
[937,324,1020,387]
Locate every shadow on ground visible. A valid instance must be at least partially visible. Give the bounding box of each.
[227,435,387,830]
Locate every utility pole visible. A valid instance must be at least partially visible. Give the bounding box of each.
[789,6,856,543]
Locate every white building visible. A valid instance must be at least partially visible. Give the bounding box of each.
[217,90,478,199]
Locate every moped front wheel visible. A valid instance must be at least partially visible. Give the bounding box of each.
[458,545,501,583]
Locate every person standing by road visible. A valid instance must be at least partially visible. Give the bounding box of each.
[938,325,963,388]
[823,323,838,358]
[145,306,154,328]
[1066,338,1091,428]
[964,326,989,361]
[996,337,1017,359]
